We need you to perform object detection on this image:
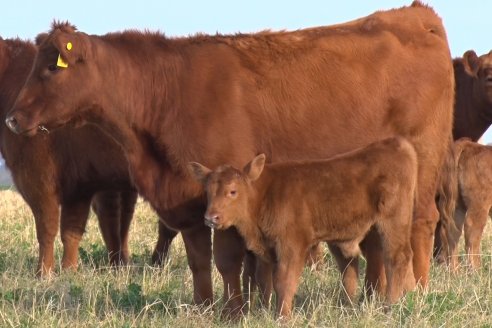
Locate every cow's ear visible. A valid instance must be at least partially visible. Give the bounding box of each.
[188,162,212,183]
[35,33,49,46]
[52,30,90,67]
[463,50,480,76]
[244,154,266,181]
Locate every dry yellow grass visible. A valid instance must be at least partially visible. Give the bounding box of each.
[1,189,492,327]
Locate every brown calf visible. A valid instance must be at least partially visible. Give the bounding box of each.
[5,2,454,315]
[189,137,417,317]
[438,138,492,270]
[0,37,176,275]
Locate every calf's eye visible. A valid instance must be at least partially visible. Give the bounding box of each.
[230,190,237,197]
[48,64,57,72]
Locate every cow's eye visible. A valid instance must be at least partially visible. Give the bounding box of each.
[229,190,237,197]
[48,64,57,72]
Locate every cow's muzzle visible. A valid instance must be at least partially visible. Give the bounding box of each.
[204,213,220,229]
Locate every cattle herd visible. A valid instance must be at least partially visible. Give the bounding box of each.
[1,0,492,319]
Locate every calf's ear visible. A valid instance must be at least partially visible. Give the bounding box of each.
[188,162,212,183]
[52,30,90,67]
[244,154,266,181]
[463,50,480,76]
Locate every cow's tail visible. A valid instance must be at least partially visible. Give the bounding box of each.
[436,138,468,260]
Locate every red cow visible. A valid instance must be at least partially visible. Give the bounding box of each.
[0,37,177,275]
[5,1,454,315]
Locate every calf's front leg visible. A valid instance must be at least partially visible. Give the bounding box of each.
[273,248,307,318]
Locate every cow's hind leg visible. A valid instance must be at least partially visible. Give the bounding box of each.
[152,221,178,265]
[181,224,213,305]
[214,227,246,318]
[118,190,138,264]
[379,215,415,303]
[412,182,441,287]
[464,205,488,270]
[60,196,92,270]
[92,190,133,265]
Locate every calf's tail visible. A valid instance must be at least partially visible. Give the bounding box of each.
[436,138,468,259]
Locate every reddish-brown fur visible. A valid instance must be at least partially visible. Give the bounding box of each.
[5,2,454,315]
[437,139,492,270]
[453,50,492,141]
[190,137,417,317]
[0,38,177,275]
[434,50,492,263]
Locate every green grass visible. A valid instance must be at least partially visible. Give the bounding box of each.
[1,190,492,327]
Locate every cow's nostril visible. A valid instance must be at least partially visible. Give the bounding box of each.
[205,214,219,223]
[5,116,19,134]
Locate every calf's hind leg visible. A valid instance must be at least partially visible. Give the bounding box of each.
[463,205,489,269]
[360,227,387,299]
[328,244,359,303]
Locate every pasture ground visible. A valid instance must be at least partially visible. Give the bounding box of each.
[1,189,491,327]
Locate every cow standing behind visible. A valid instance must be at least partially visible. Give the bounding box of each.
[5,2,454,315]
[0,37,177,275]
[189,137,417,317]
[438,139,492,270]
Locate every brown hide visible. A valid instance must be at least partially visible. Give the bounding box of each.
[0,38,176,275]
[192,137,417,317]
[453,50,492,141]
[6,1,454,315]
[434,50,492,264]
[437,139,492,270]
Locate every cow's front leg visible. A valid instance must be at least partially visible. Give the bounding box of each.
[213,227,246,318]
[181,224,213,305]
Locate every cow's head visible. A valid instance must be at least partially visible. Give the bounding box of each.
[5,21,99,136]
[463,49,492,106]
[188,154,266,230]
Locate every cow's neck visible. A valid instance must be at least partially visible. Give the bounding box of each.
[89,36,191,207]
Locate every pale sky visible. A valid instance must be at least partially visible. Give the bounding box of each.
[1,1,491,142]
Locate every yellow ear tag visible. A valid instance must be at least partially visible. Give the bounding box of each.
[56,42,72,68]
[56,54,68,68]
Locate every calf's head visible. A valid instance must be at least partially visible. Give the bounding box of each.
[5,22,99,136]
[463,50,492,107]
[188,154,266,230]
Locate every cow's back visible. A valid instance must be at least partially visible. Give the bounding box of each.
[174,2,453,168]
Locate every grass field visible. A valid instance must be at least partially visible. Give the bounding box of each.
[1,189,492,327]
